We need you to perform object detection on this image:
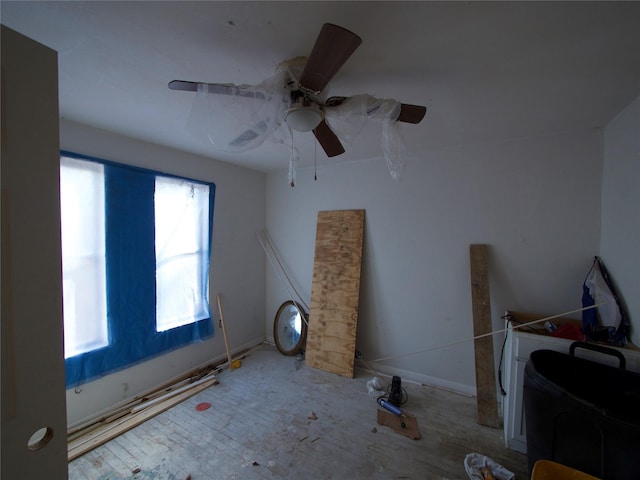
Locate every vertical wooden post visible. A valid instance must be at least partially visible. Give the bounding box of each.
[469,244,500,428]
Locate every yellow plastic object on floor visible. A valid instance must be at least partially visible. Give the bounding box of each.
[531,460,601,480]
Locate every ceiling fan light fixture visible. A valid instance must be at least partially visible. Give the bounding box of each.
[284,105,324,132]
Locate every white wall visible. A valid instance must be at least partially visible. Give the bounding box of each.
[601,95,640,345]
[60,119,267,427]
[266,129,602,394]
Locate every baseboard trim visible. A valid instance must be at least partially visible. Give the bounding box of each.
[68,336,265,430]
[355,360,477,397]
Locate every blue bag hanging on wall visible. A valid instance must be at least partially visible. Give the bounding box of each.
[582,256,629,346]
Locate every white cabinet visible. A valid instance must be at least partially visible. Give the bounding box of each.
[502,329,572,453]
[501,320,640,453]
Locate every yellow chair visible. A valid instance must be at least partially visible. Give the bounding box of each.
[531,460,601,480]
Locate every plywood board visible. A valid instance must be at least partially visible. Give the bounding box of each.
[469,244,500,428]
[306,210,365,378]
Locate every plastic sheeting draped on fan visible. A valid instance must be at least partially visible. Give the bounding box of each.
[185,74,408,183]
[186,70,290,153]
[326,94,406,181]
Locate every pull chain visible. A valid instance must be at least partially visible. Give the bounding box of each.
[314,136,317,181]
[290,128,295,187]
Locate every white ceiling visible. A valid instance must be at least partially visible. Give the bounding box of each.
[2,1,640,173]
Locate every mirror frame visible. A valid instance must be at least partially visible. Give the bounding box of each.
[273,300,307,356]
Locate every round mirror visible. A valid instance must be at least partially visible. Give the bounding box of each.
[273,300,307,356]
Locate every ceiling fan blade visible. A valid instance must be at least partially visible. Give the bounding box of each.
[299,23,362,93]
[326,96,427,124]
[397,104,427,124]
[168,80,265,99]
[168,80,198,92]
[313,120,345,157]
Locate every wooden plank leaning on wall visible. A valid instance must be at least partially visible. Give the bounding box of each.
[306,210,365,378]
[469,244,500,428]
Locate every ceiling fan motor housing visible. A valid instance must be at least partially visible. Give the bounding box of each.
[284,89,325,132]
[284,103,324,132]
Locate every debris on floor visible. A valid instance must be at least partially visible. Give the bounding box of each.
[374,375,420,439]
[367,376,384,395]
[464,453,515,480]
[195,402,211,412]
[376,409,420,439]
[67,366,219,461]
[68,344,530,479]
[295,353,304,370]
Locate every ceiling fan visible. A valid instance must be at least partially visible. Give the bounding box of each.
[168,23,427,162]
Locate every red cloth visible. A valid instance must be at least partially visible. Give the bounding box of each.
[551,323,585,341]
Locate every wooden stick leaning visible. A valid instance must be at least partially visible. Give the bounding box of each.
[469,244,500,427]
[216,293,234,368]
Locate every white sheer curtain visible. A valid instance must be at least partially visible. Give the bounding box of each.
[154,177,210,332]
[60,157,108,358]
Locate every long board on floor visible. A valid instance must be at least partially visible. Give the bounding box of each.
[306,209,365,378]
[67,376,218,461]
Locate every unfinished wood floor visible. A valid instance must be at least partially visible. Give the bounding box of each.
[68,344,528,480]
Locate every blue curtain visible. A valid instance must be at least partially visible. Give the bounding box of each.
[63,151,215,387]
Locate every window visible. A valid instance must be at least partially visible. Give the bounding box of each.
[61,152,215,387]
[155,177,210,332]
[60,158,108,358]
